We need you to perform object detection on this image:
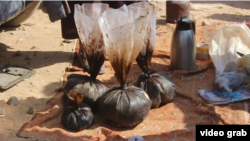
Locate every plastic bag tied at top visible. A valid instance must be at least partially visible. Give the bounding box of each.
[61,103,94,131]
[63,4,109,109]
[74,3,108,79]
[98,3,149,86]
[97,3,152,127]
[134,2,157,74]
[128,2,176,108]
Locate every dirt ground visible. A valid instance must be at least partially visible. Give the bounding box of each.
[0,1,250,141]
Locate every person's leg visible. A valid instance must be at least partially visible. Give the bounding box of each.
[61,1,94,39]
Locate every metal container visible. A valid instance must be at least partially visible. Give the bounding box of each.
[196,43,210,61]
[170,16,196,70]
[166,0,190,23]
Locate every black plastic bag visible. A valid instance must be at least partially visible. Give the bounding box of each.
[62,3,109,111]
[63,74,108,110]
[61,103,94,131]
[97,3,151,127]
[134,3,175,109]
[135,72,175,108]
[97,85,151,127]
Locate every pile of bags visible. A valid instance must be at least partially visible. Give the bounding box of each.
[134,2,175,109]
[62,3,109,131]
[61,2,175,131]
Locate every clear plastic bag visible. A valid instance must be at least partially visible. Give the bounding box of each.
[209,24,250,92]
[98,4,149,85]
[62,3,109,112]
[215,72,245,92]
[74,3,108,78]
[135,2,157,73]
[132,2,175,108]
[223,61,238,73]
[209,23,250,75]
[97,3,151,127]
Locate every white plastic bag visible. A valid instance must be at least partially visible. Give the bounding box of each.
[74,3,108,77]
[97,3,152,127]
[74,3,108,48]
[98,4,149,84]
[209,23,250,75]
[135,2,157,58]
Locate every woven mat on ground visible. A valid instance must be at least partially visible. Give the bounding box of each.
[17,23,250,141]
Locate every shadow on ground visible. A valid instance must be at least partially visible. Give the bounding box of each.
[192,1,250,10]
[0,42,73,69]
[207,14,250,22]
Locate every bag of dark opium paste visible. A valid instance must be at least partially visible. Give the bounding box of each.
[63,74,108,109]
[135,72,175,108]
[97,3,151,127]
[62,3,109,111]
[61,103,94,131]
[98,85,151,127]
[134,2,176,108]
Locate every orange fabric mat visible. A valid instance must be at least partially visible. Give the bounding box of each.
[16,23,250,141]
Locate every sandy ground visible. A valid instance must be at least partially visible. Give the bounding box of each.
[0,1,250,141]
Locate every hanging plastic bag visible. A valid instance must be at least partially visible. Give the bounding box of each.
[133,2,175,108]
[97,3,151,127]
[209,23,250,75]
[62,4,109,112]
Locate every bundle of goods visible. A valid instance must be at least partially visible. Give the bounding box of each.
[61,3,109,131]
[134,2,176,109]
[61,101,94,131]
[96,3,152,127]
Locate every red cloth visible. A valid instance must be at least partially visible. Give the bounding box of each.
[17,23,250,141]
